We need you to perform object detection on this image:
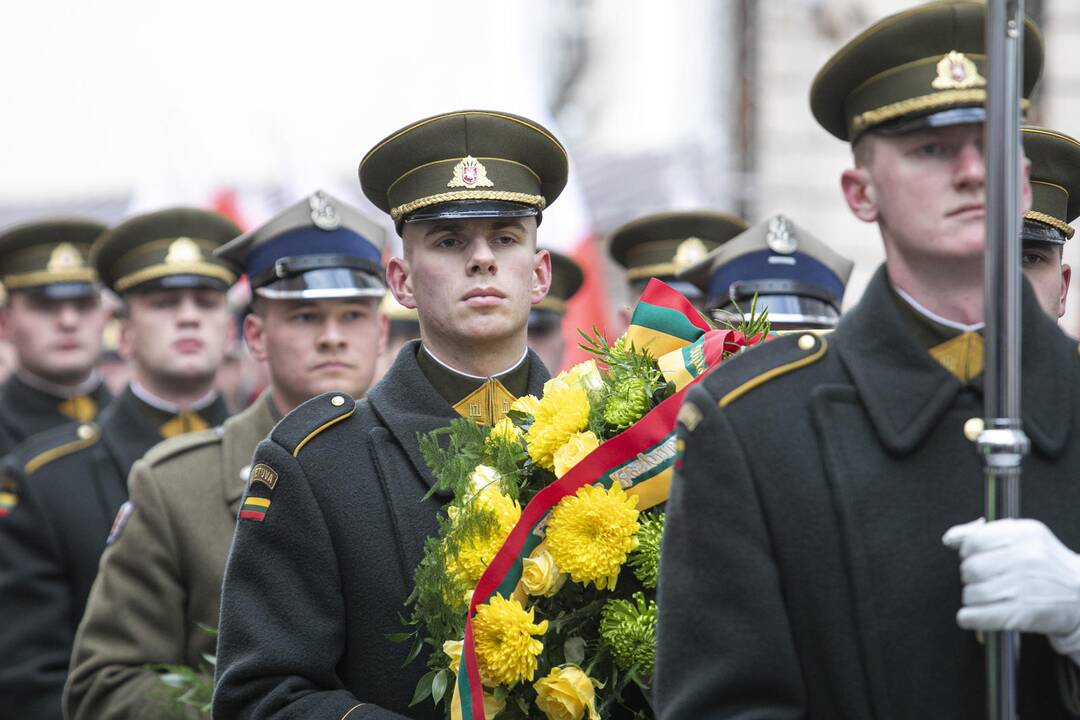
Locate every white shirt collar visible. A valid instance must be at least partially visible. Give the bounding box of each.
[894,286,985,333]
[15,369,103,399]
[129,382,219,414]
[421,345,528,380]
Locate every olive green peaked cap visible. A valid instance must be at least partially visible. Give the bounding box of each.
[359,110,569,226]
[1022,126,1080,243]
[91,208,241,295]
[609,210,748,282]
[811,0,1043,142]
[0,219,105,298]
[535,250,583,315]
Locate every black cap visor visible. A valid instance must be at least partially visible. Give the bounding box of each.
[123,274,231,295]
[255,267,387,300]
[402,199,540,227]
[872,106,987,137]
[20,281,101,301]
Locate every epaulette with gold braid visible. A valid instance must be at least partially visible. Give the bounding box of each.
[698,332,829,409]
[269,391,356,457]
[18,422,100,475]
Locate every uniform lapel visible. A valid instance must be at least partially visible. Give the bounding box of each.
[222,392,279,514]
[831,268,965,455]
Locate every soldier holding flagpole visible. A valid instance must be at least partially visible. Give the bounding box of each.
[656,2,1080,718]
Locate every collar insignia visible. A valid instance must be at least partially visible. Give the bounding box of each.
[931,51,986,90]
[47,242,85,272]
[165,237,204,264]
[448,156,495,189]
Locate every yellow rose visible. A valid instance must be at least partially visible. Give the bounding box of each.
[552,431,600,478]
[443,639,464,672]
[511,394,542,417]
[533,666,599,720]
[468,464,501,496]
[482,691,506,718]
[564,359,604,392]
[487,417,522,446]
[521,547,568,598]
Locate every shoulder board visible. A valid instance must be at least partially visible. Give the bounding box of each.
[701,331,828,409]
[142,426,224,467]
[18,422,101,475]
[270,391,356,457]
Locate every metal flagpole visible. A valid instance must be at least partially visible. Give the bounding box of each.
[979,1,1028,718]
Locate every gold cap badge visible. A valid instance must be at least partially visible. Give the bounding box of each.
[47,243,85,272]
[165,237,204,264]
[674,237,707,270]
[447,156,495,189]
[931,51,986,90]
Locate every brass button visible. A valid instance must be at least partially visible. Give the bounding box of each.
[330,395,346,407]
[963,417,985,442]
[797,334,816,351]
[76,424,95,440]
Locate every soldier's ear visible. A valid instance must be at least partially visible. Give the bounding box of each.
[385,256,416,310]
[841,167,879,223]
[531,248,552,305]
[243,313,269,363]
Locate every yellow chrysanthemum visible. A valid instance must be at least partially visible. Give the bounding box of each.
[472,594,549,686]
[546,483,640,590]
[552,431,600,478]
[487,417,523,448]
[526,383,591,471]
[446,479,521,587]
[511,394,542,417]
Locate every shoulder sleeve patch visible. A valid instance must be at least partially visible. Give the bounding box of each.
[249,463,278,491]
[676,401,704,433]
[22,422,100,475]
[106,500,135,545]
[701,333,829,409]
[0,476,19,517]
[142,426,223,467]
[270,391,356,457]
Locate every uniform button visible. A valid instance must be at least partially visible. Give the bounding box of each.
[963,417,985,442]
[76,424,95,440]
[330,395,346,407]
[797,334,816,351]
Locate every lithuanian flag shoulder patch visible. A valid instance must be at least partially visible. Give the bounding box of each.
[239,495,271,522]
[0,490,17,518]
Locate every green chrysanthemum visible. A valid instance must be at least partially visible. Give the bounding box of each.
[599,591,657,677]
[604,376,650,430]
[628,512,664,588]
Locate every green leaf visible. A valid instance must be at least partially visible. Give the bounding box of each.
[402,635,424,667]
[386,632,414,643]
[409,669,438,707]
[431,668,449,705]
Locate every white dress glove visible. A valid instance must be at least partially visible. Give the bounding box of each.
[943,518,1080,663]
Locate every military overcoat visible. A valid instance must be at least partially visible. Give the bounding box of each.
[64,392,277,720]
[0,373,111,458]
[214,342,549,720]
[0,386,229,720]
[655,266,1080,719]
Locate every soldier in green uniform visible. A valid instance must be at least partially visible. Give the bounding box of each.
[0,220,112,461]
[64,190,389,720]
[528,249,583,372]
[0,208,238,720]
[676,214,854,331]
[213,110,564,720]
[1017,125,1080,319]
[609,210,747,332]
[657,3,1080,718]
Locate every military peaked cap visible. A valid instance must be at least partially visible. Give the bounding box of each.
[1022,126,1080,244]
[92,208,240,294]
[359,110,568,229]
[0,219,106,299]
[216,190,387,299]
[678,214,854,328]
[811,0,1043,142]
